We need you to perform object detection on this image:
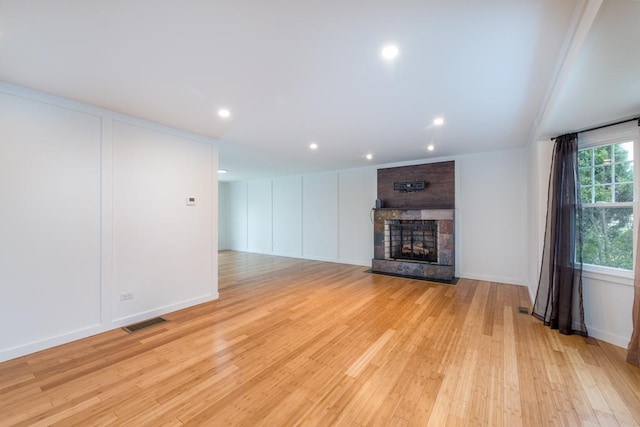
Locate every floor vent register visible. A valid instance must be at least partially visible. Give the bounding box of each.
[122,317,167,333]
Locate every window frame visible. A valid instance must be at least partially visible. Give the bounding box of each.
[577,124,639,278]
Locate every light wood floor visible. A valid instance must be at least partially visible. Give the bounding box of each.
[1,252,640,426]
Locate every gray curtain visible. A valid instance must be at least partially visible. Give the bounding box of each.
[533,133,587,336]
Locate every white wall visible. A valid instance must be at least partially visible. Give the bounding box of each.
[302,173,340,262]
[338,168,377,265]
[527,138,634,348]
[248,180,273,254]
[226,149,528,281]
[0,83,218,362]
[228,168,377,266]
[456,149,528,285]
[228,181,248,251]
[526,139,554,301]
[112,121,215,322]
[273,176,303,258]
[0,91,102,353]
[218,182,230,250]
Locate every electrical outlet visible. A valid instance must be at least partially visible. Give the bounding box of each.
[120,291,134,301]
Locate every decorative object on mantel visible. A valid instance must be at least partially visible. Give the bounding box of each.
[393,180,427,192]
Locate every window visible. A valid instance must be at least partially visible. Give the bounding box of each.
[578,141,634,270]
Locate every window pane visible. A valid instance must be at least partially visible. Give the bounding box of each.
[582,206,633,270]
[614,141,633,162]
[594,145,612,165]
[614,161,633,183]
[594,184,612,202]
[593,165,612,185]
[581,186,593,204]
[579,167,592,186]
[615,183,633,202]
[578,149,592,167]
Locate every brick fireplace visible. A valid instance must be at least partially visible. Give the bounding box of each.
[371,161,455,282]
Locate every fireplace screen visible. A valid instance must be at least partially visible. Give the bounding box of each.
[388,220,437,262]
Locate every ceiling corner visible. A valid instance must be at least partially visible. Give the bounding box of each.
[528,0,605,143]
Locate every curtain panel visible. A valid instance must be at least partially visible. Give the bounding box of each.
[533,133,587,336]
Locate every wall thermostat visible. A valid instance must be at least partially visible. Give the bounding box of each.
[186,197,196,206]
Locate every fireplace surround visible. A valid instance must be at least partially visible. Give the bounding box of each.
[372,208,454,281]
[372,161,455,282]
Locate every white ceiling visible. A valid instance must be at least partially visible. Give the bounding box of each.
[1,0,638,181]
[541,0,640,137]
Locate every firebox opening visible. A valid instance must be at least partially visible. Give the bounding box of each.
[388,220,437,263]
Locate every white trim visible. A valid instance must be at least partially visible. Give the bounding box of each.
[0,292,220,362]
[297,255,339,264]
[111,293,217,324]
[0,324,102,364]
[526,285,536,307]
[583,202,633,208]
[336,173,341,260]
[100,117,114,327]
[272,250,304,259]
[582,267,633,286]
[454,161,461,278]
[338,258,371,267]
[578,130,637,273]
[458,272,527,287]
[0,81,217,145]
[586,325,630,349]
[578,121,639,148]
[211,145,220,298]
[271,179,275,253]
[529,0,604,143]
[300,176,305,257]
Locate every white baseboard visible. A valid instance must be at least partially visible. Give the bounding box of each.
[112,293,218,325]
[586,325,630,349]
[0,323,103,363]
[0,293,219,363]
[458,271,527,286]
[271,250,303,259]
[336,258,370,267]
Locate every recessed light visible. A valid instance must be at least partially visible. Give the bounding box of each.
[427,145,435,151]
[218,169,228,174]
[218,108,231,118]
[366,153,373,160]
[309,142,318,150]
[433,117,444,126]
[381,44,399,61]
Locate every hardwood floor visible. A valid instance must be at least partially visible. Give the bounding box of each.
[1,251,640,426]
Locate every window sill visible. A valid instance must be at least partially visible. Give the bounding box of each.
[582,265,633,287]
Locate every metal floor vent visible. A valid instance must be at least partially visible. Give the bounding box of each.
[122,317,167,333]
[518,306,529,314]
